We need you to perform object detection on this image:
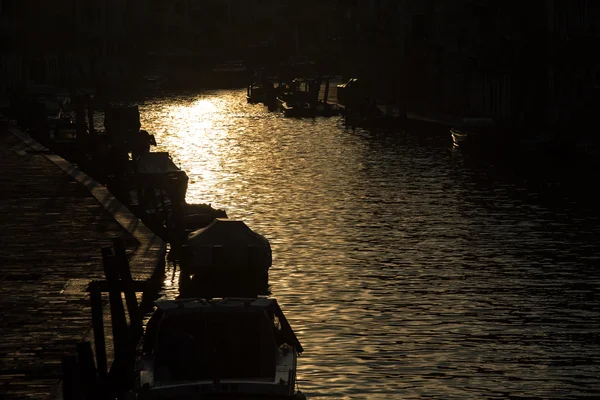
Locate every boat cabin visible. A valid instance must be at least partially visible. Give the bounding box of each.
[134,297,303,398]
[182,218,271,297]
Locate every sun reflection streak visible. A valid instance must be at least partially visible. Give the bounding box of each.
[191,98,218,115]
[141,95,236,208]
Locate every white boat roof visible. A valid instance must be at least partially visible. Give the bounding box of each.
[187,218,270,248]
[155,297,275,311]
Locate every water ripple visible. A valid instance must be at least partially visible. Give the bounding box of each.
[139,89,600,399]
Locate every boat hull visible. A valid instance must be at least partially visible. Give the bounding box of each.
[450,127,506,150]
[450,128,469,148]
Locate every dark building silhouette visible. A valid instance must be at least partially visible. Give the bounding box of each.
[141,0,341,79]
[1,0,343,99]
[546,0,600,134]
[141,0,286,77]
[0,0,142,100]
[338,0,600,134]
[2,0,598,137]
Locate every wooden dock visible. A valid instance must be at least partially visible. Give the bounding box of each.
[0,126,165,399]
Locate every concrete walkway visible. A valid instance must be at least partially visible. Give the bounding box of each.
[0,126,165,399]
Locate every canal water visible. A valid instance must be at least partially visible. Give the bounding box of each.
[138,89,600,399]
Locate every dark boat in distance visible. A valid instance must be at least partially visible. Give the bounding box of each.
[130,297,305,399]
[275,78,318,118]
[274,78,341,118]
[335,78,360,106]
[246,82,266,104]
[450,117,498,149]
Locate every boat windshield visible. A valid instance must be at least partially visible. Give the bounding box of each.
[154,310,278,381]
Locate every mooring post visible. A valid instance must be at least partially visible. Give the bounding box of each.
[159,189,169,233]
[89,281,108,378]
[168,174,186,254]
[61,355,80,400]
[101,247,130,361]
[112,237,143,340]
[87,95,95,135]
[178,244,189,273]
[178,244,192,295]
[77,341,98,398]
[75,95,86,141]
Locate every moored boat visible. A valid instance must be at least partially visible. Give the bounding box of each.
[336,78,360,106]
[181,218,271,298]
[279,100,316,118]
[276,78,319,118]
[450,117,498,149]
[246,82,265,104]
[48,118,79,144]
[131,297,305,399]
[450,127,469,147]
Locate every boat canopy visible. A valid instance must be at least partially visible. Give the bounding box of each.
[135,152,180,174]
[187,219,271,273]
[143,298,302,382]
[152,298,303,352]
[155,309,276,380]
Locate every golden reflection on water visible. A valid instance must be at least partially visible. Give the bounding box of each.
[166,100,220,198]
[138,89,600,400]
[141,95,239,210]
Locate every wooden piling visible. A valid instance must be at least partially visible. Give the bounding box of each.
[159,190,169,233]
[89,281,108,378]
[101,247,130,359]
[75,96,87,142]
[167,175,186,252]
[179,244,190,270]
[77,341,97,398]
[112,238,143,340]
[61,355,80,400]
[178,244,192,295]
[87,95,96,135]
